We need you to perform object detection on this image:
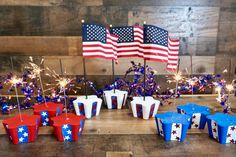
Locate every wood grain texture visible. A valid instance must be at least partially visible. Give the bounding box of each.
[0,6,128,36]
[0,0,103,6]
[103,0,221,6]
[42,56,215,75]
[0,36,81,56]
[192,56,215,74]
[217,7,236,55]
[128,6,220,38]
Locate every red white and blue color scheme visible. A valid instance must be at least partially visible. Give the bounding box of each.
[110,26,143,58]
[155,112,190,142]
[103,89,128,110]
[177,104,210,129]
[143,24,179,70]
[2,114,40,145]
[52,113,86,142]
[33,102,63,126]
[130,96,160,120]
[73,95,102,119]
[82,23,118,60]
[207,113,236,144]
[110,24,180,70]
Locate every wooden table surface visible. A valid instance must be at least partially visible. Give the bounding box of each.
[0,96,235,135]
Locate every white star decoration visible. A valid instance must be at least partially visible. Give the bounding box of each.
[45,118,49,122]
[18,127,24,133]
[63,124,68,129]
[41,112,47,117]
[23,132,28,137]
[67,130,72,135]
[42,122,47,126]
[19,137,24,142]
[64,136,70,141]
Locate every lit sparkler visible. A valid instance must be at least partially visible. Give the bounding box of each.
[8,75,23,122]
[26,57,48,107]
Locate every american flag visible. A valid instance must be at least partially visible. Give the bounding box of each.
[18,126,29,144]
[82,23,118,60]
[143,24,180,70]
[110,26,143,58]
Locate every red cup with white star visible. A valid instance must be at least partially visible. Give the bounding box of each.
[2,114,40,145]
[33,102,64,126]
[51,113,86,142]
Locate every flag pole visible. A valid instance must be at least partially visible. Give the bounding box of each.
[110,24,116,94]
[143,59,146,101]
[82,19,88,99]
[143,21,146,101]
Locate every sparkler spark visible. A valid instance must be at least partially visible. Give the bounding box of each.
[226,84,234,92]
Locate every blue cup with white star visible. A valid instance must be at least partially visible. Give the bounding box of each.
[155,112,191,142]
[177,104,210,129]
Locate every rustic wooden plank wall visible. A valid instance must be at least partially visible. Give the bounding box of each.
[0,0,235,78]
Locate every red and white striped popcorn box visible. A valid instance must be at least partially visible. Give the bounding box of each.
[131,96,160,120]
[103,89,128,109]
[73,95,102,119]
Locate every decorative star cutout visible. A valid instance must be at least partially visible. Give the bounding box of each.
[175,137,180,141]
[194,124,199,128]
[192,115,196,119]
[230,126,235,131]
[67,130,72,134]
[63,125,68,129]
[175,124,180,128]
[213,128,217,132]
[23,132,28,137]
[227,134,231,137]
[230,139,235,144]
[19,137,24,142]
[41,112,47,117]
[18,127,24,133]
[172,130,177,135]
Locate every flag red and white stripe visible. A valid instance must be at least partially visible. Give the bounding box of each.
[82,24,118,60]
[116,26,143,58]
[167,37,180,70]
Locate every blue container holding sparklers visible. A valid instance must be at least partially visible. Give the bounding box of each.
[207,113,236,144]
[155,112,191,142]
[177,104,210,129]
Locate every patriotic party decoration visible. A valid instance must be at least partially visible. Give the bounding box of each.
[155,112,191,142]
[177,104,210,129]
[52,113,86,142]
[143,24,179,70]
[33,102,63,126]
[130,96,160,120]
[110,26,143,58]
[207,113,236,144]
[103,89,128,109]
[2,114,40,145]
[82,23,118,60]
[73,95,102,119]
